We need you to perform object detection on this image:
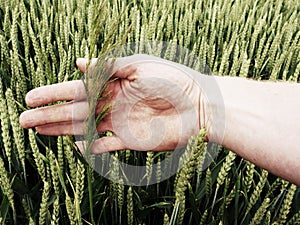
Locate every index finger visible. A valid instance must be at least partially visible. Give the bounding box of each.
[25,80,86,107]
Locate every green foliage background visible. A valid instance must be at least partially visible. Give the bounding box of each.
[0,0,300,224]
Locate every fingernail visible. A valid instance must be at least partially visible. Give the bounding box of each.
[25,91,41,107]
[19,112,30,128]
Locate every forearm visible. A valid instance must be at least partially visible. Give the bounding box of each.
[205,76,300,185]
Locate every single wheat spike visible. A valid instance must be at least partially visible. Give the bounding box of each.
[39,181,51,225]
[127,187,133,225]
[216,151,236,189]
[246,170,268,213]
[277,184,297,224]
[249,198,270,225]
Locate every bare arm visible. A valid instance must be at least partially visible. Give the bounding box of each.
[206,76,300,185]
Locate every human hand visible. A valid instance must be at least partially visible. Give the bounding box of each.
[19,54,207,153]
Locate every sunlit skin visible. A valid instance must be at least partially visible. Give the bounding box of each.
[19,54,300,185]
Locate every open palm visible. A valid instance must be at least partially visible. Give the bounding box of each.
[20,54,203,153]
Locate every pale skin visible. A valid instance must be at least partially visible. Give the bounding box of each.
[19,54,300,186]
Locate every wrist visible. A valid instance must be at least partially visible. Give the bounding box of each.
[194,74,226,144]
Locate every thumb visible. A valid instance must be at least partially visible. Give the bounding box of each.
[106,57,138,81]
[77,55,143,80]
[76,58,98,73]
[75,136,127,154]
[108,54,164,80]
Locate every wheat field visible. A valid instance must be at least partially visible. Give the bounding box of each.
[0,0,300,224]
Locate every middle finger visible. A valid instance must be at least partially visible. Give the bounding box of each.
[20,101,89,128]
